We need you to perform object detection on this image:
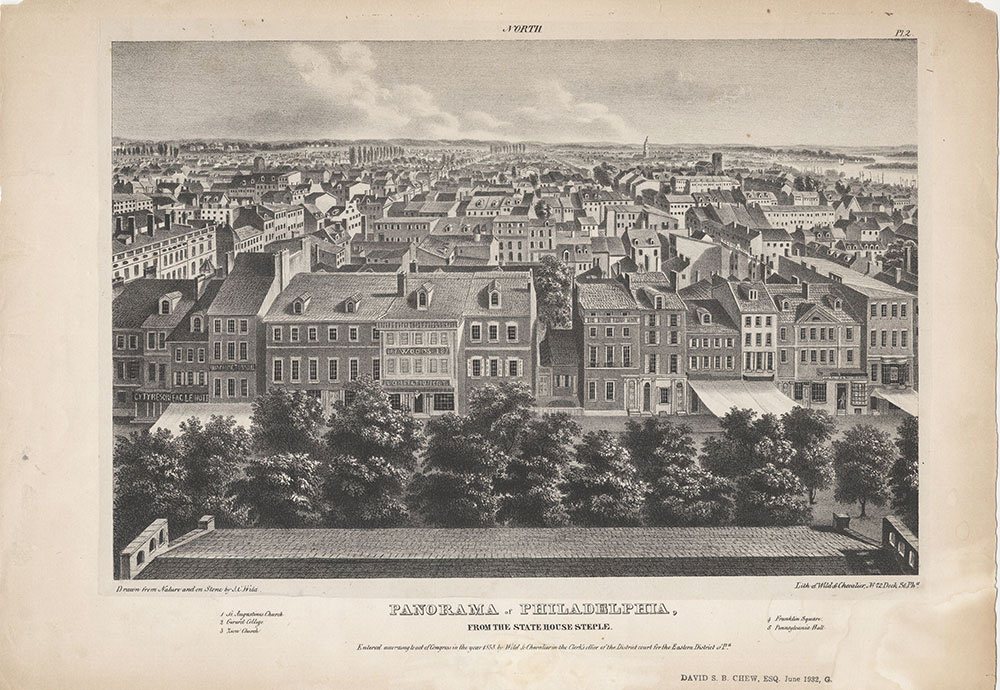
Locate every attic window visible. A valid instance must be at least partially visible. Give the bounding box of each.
[346,300,357,313]
[834,298,843,309]
[702,313,712,325]
[293,301,303,315]
[417,291,428,309]
[782,299,790,311]
[655,296,663,309]
[748,289,759,301]
[489,288,501,309]
[160,300,170,315]
[192,316,202,332]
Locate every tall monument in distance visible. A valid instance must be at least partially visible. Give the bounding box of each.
[642,136,649,159]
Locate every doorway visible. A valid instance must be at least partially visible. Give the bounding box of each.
[836,384,847,413]
[414,393,424,414]
[643,382,650,412]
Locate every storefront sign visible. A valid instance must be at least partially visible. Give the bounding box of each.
[385,347,449,356]
[377,320,457,329]
[209,363,256,371]
[133,391,210,403]
[381,379,453,389]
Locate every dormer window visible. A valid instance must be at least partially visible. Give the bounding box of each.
[191,316,202,332]
[701,312,712,325]
[292,293,312,315]
[782,299,790,311]
[418,291,427,308]
[160,300,171,315]
[748,289,759,301]
[655,296,663,309]
[487,280,502,309]
[834,298,843,310]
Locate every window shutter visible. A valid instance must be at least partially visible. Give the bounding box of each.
[467,358,473,377]
[517,359,524,376]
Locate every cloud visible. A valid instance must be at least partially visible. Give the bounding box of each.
[515,80,636,143]
[281,44,637,143]
[285,42,509,140]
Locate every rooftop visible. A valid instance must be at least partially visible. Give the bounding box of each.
[135,525,886,579]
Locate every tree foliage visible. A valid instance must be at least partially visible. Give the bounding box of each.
[645,464,735,527]
[533,255,575,329]
[735,463,813,526]
[623,416,698,481]
[408,415,512,527]
[833,424,895,518]
[176,415,252,525]
[233,453,324,527]
[890,416,919,533]
[464,381,536,454]
[322,377,422,526]
[701,409,794,478]
[113,430,193,551]
[562,431,646,526]
[250,388,327,456]
[498,413,580,526]
[782,408,836,504]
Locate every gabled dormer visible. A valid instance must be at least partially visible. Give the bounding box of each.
[487,280,502,309]
[344,292,361,314]
[159,291,182,315]
[416,282,434,310]
[695,307,712,325]
[292,292,312,315]
[190,313,204,333]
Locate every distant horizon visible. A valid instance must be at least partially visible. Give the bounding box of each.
[113,40,916,147]
[112,136,918,151]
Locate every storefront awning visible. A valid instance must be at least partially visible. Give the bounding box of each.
[151,403,254,435]
[873,389,919,416]
[688,379,798,418]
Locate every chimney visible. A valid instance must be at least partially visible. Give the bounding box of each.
[127,216,136,243]
[894,267,902,284]
[195,272,206,298]
[397,272,406,296]
[146,213,155,237]
[225,250,235,276]
[164,214,171,232]
[801,281,810,299]
[115,216,122,235]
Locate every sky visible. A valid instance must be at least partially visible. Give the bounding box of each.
[112,40,917,147]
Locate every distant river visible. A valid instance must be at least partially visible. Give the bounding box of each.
[783,155,918,187]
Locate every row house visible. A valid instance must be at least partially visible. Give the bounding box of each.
[768,281,869,415]
[713,278,779,380]
[112,216,217,285]
[777,256,917,415]
[261,271,536,416]
[622,273,688,415]
[112,277,208,422]
[205,250,308,403]
[577,280,643,413]
[761,205,837,230]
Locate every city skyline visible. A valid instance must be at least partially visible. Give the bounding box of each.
[113,40,917,147]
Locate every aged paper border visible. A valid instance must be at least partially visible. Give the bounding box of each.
[1,0,997,687]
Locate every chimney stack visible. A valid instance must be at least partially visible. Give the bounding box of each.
[894,267,903,284]
[397,272,406,296]
[146,213,155,237]
[195,272,206,298]
[164,214,171,232]
[127,216,136,242]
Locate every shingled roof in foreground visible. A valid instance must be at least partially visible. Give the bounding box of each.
[134,525,895,579]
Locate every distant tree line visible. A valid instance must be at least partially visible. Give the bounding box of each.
[114,380,918,557]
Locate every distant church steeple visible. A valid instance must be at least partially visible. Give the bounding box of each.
[642,136,649,159]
